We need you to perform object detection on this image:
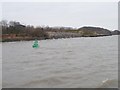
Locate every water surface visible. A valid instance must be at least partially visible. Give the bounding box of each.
[2,36,118,88]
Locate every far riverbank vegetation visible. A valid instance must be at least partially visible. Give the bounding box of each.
[0,20,119,42]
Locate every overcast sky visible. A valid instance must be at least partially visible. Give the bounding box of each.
[2,2,118,30]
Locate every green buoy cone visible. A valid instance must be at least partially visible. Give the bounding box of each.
[32,39,39,48]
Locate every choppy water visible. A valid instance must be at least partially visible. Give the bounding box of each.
[2,36,118,88]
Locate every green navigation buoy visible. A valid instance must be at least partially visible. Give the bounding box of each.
[32,39,39,48]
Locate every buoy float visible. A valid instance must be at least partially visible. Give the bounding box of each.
[32,39,39,48]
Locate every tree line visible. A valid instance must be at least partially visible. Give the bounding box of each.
[1,20,118,42]
[0,20,76,38]
[0,20,50,39]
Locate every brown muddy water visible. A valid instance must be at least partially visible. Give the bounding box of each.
[2,36,118,88]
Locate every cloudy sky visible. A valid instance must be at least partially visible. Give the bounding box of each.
[2,2,118,30]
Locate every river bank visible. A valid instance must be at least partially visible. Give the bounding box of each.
[1,21,120,42]
[2,31,119,42]
[1,33,116,42]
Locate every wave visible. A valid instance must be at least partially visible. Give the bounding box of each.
[98,78,118,88]
[21,76,63,88]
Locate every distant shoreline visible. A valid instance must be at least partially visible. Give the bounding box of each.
[1,20,119,42]
[1,34,118,42]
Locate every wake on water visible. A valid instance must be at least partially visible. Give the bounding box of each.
[98,79,118,88]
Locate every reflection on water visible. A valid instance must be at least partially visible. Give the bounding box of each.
[2,36,118,88]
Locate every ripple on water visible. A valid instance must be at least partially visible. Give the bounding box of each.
[98,79,118,88]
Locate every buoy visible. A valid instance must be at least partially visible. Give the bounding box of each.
[32,39,39,48]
